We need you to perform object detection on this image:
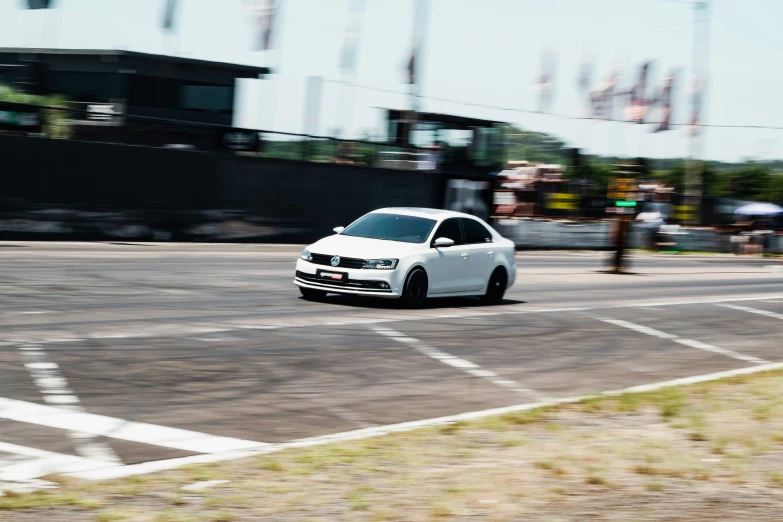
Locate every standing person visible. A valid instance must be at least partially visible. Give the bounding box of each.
[611,216,630,272]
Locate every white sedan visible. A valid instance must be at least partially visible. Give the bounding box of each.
[294,207,516,308]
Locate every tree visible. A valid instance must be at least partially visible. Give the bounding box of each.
[0,86,71,139]
[722,166,771,201]
[579,161,614,197]
[659,164,685,194]
[657,163,725,198]
[767,173,783,204]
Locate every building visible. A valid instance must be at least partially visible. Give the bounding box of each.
[0,48,269,150]
[0,48,269,125]
[382,109,506,174]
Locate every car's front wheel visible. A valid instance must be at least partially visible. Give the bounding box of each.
[400,268,428,309]
[481,268,507,305]
[299,287,327,301]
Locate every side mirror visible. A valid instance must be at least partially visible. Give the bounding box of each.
[433,237,455,248]
[333,226,345,234]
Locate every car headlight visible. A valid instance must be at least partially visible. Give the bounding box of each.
[300,248,312,261]
[363,258,398,270]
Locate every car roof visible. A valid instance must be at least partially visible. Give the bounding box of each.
[370,207,482,221]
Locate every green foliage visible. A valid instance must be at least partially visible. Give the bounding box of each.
[770,174,783,204]
[656,163,722,196]
[0,86,72,139]
[721,166,772,201]
[503,126,569,165]
[500,125,783,202]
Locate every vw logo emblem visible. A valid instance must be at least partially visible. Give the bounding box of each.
[330,256,340,267]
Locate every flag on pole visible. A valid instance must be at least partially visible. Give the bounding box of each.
[247,0,279,51]
[532,50,556,113]
[406,0,430,87]
[26,0,52,8]
[340,0,365,75]
[162,0,177,31]
[688,78,702,135]
[653,71,676,132]
[577,53,593,94]
[590,70,617,120]
[626,61,652,123]
[407,46,417,85]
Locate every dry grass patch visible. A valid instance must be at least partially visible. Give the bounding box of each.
[4,370,783,521]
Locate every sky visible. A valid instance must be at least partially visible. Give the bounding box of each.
[1,0,782,162]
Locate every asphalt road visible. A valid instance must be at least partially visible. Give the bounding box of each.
[0,242,781,483]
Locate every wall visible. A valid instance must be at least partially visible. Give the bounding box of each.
[0,134,488,242]
[497,219,783,254]
[496,219,612,250]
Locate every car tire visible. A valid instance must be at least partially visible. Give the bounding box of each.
[299,287,327,301]
[400,268,428,309]
[481,268,507,305]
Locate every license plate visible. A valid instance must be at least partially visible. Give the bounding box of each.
[319,271,345,281]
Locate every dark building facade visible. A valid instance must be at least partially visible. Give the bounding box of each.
[0,48,269,126]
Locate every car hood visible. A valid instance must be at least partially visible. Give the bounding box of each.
[308,234,423,259]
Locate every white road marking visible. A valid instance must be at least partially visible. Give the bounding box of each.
[6,295,783,346]
[25,362,57,371]
[600,319,768,365]
[69,361,783,482]
[718,303,783,321]
[0,442,110,482]
[43,395,80,405]
[600,319,678,340]
[371,326,545,400]
[17,344,121,464]
[0,396,268,454]
[672,338,767,365]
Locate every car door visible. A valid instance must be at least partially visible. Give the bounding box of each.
[428,218,468,294]
[460,218,494,292]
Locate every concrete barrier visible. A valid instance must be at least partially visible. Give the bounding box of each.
[495,219,611,249]
[496,219,783,254]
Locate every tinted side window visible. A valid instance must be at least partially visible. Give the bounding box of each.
[433,218,463,245]
[461,218,493,244]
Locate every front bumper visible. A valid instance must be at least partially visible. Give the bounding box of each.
[294,258,404,298]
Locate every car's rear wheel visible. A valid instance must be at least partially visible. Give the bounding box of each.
[400,268,428,309]
[299,287,327,301]
[481,268,507,305]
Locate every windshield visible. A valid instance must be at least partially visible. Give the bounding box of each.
[341,213,437,244]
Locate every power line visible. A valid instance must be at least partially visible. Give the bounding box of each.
[322,78,783,131]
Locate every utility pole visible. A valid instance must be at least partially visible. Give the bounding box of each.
[685,1,710,224]
[408,0,430,151]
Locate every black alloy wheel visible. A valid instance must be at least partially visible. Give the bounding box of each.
[481,268,507,305]
[400,269,428,309]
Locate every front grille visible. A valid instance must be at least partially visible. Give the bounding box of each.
[296,271,392,293]
[310,253,366,270]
